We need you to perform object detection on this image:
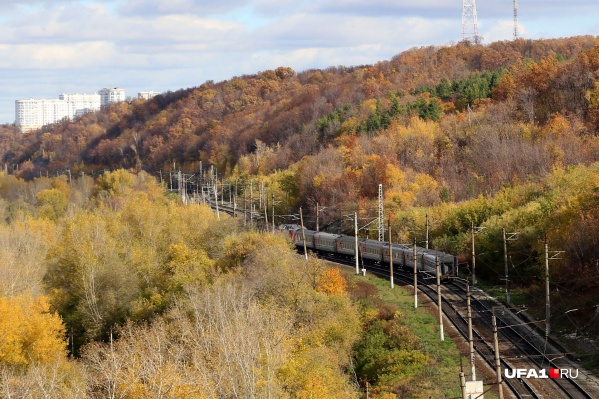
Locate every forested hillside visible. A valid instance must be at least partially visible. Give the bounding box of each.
[2,35,599,371]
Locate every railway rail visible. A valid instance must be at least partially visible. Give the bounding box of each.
[320,252,596,399]
[203,200,598,398]
[345,256,540,399]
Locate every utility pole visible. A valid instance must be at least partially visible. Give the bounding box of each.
[259,180,264,210]
[436,257,444,341]
[316,202,320,232]
[413,237,418,308]
[503,229,519,304]
[300,207,308,261]
[543,237,563,338]
[355,212,359,275]
[234,179,238,214]
[471,221,476,286]
[493,314,505,399]
[467,281,476,381]
[545,236,550,337]
[220,177,224,206]
[503,228,509,304]
[470,222,485,286]
[264,201,269,232]
[378,184,384,241]
[425,213,429,249]
[388,216,394,289]
[213,177,220,220]
[250,180,253,221]
[243,189,247,226]
[460,359,467,399]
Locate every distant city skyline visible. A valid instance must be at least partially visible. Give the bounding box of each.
[1,0,598,123]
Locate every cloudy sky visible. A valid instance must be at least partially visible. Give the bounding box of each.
[1,0,598,123]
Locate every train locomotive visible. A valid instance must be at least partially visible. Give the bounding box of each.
[280,224,456,278]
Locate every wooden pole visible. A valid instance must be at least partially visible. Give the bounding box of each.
[503,227,510,304]
[460,358,467,399]
[413,237,418,308]
[355,212,359,275]
[545,237,551,337]
[300,207,308,261]
[316,202,319,232]
[264,202,269,232]
[388,217,394,289]
[425,213,429,249]
[467,281,476,381]
[493,314,505,399]
[471,221,476,286]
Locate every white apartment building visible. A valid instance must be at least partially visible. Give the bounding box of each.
[138,91,160,100]
[99,87,126,107]
[16,88,125,132]
[59,93,102,117]
[16,94,101,133]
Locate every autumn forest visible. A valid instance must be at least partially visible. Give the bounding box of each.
[1,36,599,397]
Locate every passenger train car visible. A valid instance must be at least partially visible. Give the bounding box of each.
[283,226,456,278]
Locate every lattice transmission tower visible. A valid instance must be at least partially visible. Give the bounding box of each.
[513,0,518,40]
[461,0,479,44]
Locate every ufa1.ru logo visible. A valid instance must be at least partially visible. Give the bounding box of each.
[505,368,578,379]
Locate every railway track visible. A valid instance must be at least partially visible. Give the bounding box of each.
[320,253,596,399]
[356,259,540,399]
[453,280,596,399]
[202,202,598,398]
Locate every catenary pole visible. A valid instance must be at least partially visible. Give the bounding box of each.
[413,237,418,308]
[355,212,359,275]
[467,281,476,381]
[493,314,505,399]
[436,257,444,341]
[545,236,550,337]
[300,207,308,261]
[388,217,394,289]
[503,228,510,304]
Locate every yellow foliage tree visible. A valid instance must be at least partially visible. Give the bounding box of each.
[0,296,66,367]
[316,268,347,296]
[36,188,68,220]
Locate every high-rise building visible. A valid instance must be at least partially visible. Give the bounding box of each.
[15,88,125,133]
[98,87,126,107]
[15,93,101,133]
[138,91,160,100]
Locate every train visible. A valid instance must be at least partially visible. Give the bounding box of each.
[278,224,457,278]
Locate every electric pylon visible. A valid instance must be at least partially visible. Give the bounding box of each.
[462,0,479,44]
[513,0,518,40]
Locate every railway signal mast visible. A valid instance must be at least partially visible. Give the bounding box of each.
[462,0,480,44]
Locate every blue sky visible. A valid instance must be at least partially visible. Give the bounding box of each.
[1,0,598,123]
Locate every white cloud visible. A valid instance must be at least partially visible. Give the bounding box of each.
[117,0,250,17]
[0,41,117,69]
